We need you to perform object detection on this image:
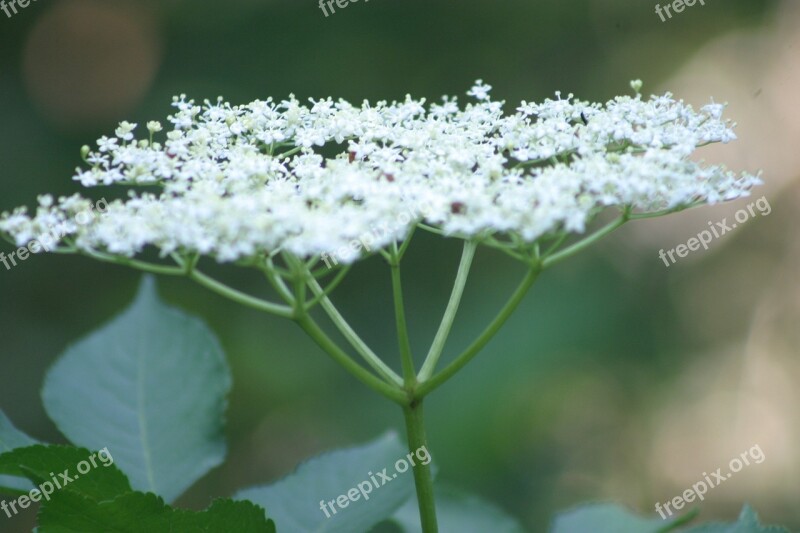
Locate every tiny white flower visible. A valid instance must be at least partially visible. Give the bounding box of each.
[147,121,163,134]
[96,136,118,153]
[467,80,492,101]
[115,121,137,142]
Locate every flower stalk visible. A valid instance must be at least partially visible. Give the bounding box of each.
[403,400,438,532]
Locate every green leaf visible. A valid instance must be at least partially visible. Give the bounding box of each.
[683,505,788,533]
[42,276,232,503]
[0,411,37,450]
[0,411,39,495]
[390,484,526,533]
[0,445,131,501]
[237,431,423,533]
[0,473,33,496]
[37,491,276,533]
[550,503,686,533]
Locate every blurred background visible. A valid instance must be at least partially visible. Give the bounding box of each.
[0,0,797,531]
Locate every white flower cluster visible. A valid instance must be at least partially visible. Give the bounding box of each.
[0,81,760,264]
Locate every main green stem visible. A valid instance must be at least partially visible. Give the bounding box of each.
[388,246,439,531]
[402,400,438,533]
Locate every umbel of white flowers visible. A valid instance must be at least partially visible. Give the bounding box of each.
[0,80,760,264]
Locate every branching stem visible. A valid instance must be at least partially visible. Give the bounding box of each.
[418,241,477,381]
